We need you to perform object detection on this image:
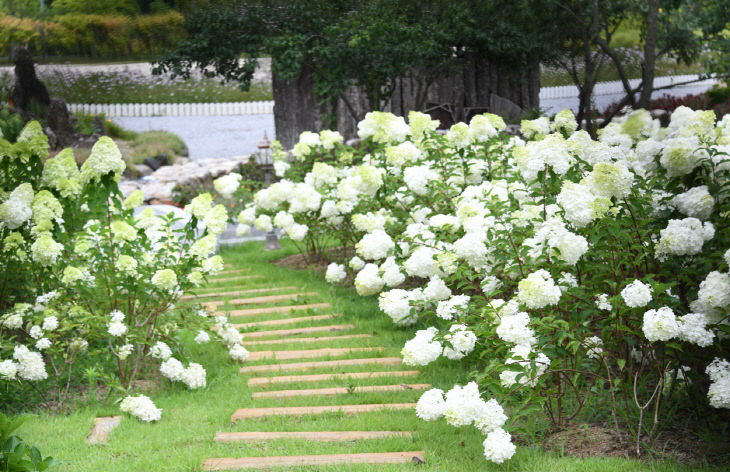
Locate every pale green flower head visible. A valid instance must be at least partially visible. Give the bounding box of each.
[202,255,224,273]
[3,232,25,250]
[408,111,439,141]
[660,139,699,177]
[80,136,125,182]
[152,268,178,291]
[621,109,651,139]
[0,183,34,229]
[446,122,471,149]
[31,190,63,225]
[123,190,145,210]
[291,142,311,161]
[353,164,384,195]
[583,162,634,200]
[62,266,85,285]
[186,193,213,220]
[521,117,550,140]
[111,220,137,242]
[190,234,217,259]
[483,113,506,131]
[203,204,228,235]
[553,109,578,135]
[115,254,138,275]
[31,234,63,266]
[41,148,79,191]
[188,270,204,287]
[17,120,50,159]
[74,238,92,255]
[320,129,343,150]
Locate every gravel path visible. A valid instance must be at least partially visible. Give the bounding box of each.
[115,114,275,161]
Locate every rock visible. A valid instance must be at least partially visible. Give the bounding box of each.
[134,164,153,177]
[143,156,162,171]
[176,157,191,165]
[86,416,121,445]
[489,93,523,123]
[120,155,253,204]
[46,98,75,148]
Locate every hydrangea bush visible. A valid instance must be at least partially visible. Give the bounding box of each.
[0,123,243,417]
[233,107,730,460]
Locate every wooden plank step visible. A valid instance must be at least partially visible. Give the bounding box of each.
[207,275,263,284]
[252,383,431,399]
[215,268,250,276]
[239,357,401,374]
[203,451,425,470]
[248,370,420,387]
[221,303,332,318]
[245,334,372,346]
[214,431,412,443]
[233,314,339,329]
[204,292,318,309]
[182,287,298,301]
[231,403,416,421]
[242,324,355,339]
[247,347,383,361]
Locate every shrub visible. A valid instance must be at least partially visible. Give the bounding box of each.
[229,108,730,462]
[0,123,246,416]
[0,413,58,471]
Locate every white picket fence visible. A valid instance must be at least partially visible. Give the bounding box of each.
[67,74,718,117]
[539,74,718,100]
[67,101,274,117]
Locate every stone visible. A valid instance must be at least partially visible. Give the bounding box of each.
[251,384,430,399]
[231,313,339,329]
[247,370,420,387]
[241,324,356,339]
[243,334,373,346]
[214,431,413,442]
[46,98,75,148]
[180,286,299,301]
[86,416,121,445]
[143,156,163,171]
[246,347,383,361]
[203,292,318,309]
[489,93,523,122]
[202,451,425,470]
[133,164,153,177]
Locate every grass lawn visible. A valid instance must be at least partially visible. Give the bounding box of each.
[16,241,724,471]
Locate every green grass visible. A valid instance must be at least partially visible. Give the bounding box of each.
[15,241,724,471]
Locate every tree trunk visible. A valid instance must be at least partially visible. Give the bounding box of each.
[638,0,659,108]
[271,62,332,149]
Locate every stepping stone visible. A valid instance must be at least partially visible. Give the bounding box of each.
[214,431,413,442]
[204,292,318,309]
[239,357,402,374]
[242,324,355,339]
[248,370,420,387]
[208,275,263,284]
[202,451,425,470]
[252,383,431,399]
[86,416,122,445]
[221,303,332,318]
[244,334,373,346]
[181,287,298,301]
[232,314,339,329]
[231,403,416,421]
[247,347,383,361]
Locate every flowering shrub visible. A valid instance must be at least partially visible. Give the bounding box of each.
[0,123,244,417]
[233,107,730,460]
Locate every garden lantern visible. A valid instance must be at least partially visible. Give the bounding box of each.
[257,132,280,250]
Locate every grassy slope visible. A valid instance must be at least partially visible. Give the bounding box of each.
[17,241,722,471]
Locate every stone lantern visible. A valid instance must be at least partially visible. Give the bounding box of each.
[257,133,280,250]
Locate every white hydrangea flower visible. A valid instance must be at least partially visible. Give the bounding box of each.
[707,358,730,409]
[516,270,561,309]
[677,313,714,347]
[415,388,446,420]
[443,381,484,427]
[403,164,439,195]
[150,341,172,360]
[483,428,516,464]
[620,280,652,308]
[181,363,206,389]
[35,338,51,350]
[672,186,714,220]
[29,325,43,340]
[354,263,385,296]
[643,307,679,342]
[401,327,442,366]
[474,398,508,435]
[349,256,365,271]
[499,345,550,388]
[120,394,162,422]
[13,345,47,381]
[194,330,210,344]
[356,230,394,261]
[595,294,612,311]
[583,336,604,359]
[436,295,470,320]
[229,344,249,362]
[325,263,347,283]
[423,276,452,302]
[442,324,477,360]
[378,289,416,326]
[118,344,133,360]
[403,246,439,278]
[0,360,18,380]
[496,312,535,347]
[213,173,241,199]
[160,357,185,381]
